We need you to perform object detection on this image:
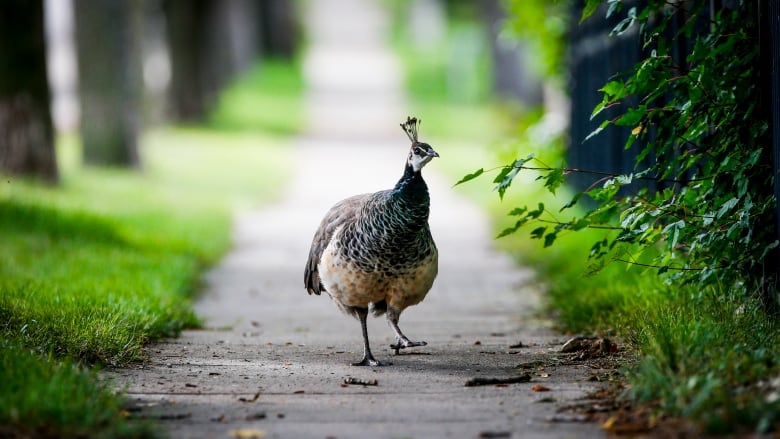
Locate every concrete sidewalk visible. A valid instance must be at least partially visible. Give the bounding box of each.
[102,1,607,437]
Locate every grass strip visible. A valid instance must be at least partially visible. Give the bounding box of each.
[0,343,156,439]
[0,128,291,437]
[441,133,780,433]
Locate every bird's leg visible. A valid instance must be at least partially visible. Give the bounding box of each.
[351,307,382,366]
[386,307,427,355]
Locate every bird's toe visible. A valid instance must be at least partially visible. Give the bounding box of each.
[351,357,389,367]
[390,338,427,354]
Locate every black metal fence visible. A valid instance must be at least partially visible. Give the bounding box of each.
[566,0,645,192]
[566,1,716,193]
[566,0,780,297]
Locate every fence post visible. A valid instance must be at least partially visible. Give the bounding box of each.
[763,0,780,310]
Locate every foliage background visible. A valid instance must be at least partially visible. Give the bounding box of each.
[449,0,780,433]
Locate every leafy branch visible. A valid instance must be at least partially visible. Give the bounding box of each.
[461,0,777,295]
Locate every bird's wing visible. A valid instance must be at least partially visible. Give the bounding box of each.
[304,194,371,295]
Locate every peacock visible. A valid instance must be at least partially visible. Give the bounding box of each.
[304,116,439,366]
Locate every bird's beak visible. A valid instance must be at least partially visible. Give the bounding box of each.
[429,149,440,158]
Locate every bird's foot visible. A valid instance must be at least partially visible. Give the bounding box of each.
[390,338,427,355]
[351,356,388,367]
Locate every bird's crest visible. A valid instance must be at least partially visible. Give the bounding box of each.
[401,116,420,144]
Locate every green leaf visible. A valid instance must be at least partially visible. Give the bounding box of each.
[590,97,609,120]
[492,166,512,185]
[615,174,633,185]
[508,206,528,216]
[515,153,536,168]
[571,218,591,231]
[584,120,610,143]
[530,226,547,240]
[543,232,557,248]
[599,80,625,98]
[495,167,521,200]
[453,168,484,187]
[615,107,645,127]
[610,7,637,36]
[716,197,739,219]
[493,154,534,200]
[606,0,621,18]
[580,0,602,23]
[662,220,685,248]
[496,219,526,239]
[561,193,582,211]
[528,202,545,219]
[624,131,638,150]
[543,167,564,195]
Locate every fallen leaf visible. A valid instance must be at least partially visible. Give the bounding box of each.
[561,336,615,359]
[465,375,531,387]
[532,385,551,392]
[245,412,266,421]
[158,413,191,420]
[515,360,545,370]
[293,390,305,394]
[548,414,591,423]
[229,429,266,439]
[343,377,378,386]
[238,391,260,403]
[478,431,511,438]
[601,415,651,434]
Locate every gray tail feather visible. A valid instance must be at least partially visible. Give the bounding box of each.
[370,300,388,317]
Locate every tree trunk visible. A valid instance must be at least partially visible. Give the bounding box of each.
[164,0,210,121]
[164,0,259,122]
[0,0,58,182]
[483,0,543,106]
[73,0,142,167]
[259,0,299,59]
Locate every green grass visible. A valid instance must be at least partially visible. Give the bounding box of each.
[209,58,305,135]
[390,9,518,144]
[440,134,780,434]
[0,344,156,439]
[0,128,292,437]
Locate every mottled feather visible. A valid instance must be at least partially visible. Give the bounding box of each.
[302,116,438,366]
[305,193,371,295]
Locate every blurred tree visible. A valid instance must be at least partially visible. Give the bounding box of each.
[0,0,58,182]
[73,0,142,167]
[164,0,259,122]
[164,0,209,121]
[483,0,543,106]
[258,0,299,59]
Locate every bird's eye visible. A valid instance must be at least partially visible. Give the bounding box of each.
[414,147,424,155]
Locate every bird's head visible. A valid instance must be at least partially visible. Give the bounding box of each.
[401,116,439,172]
